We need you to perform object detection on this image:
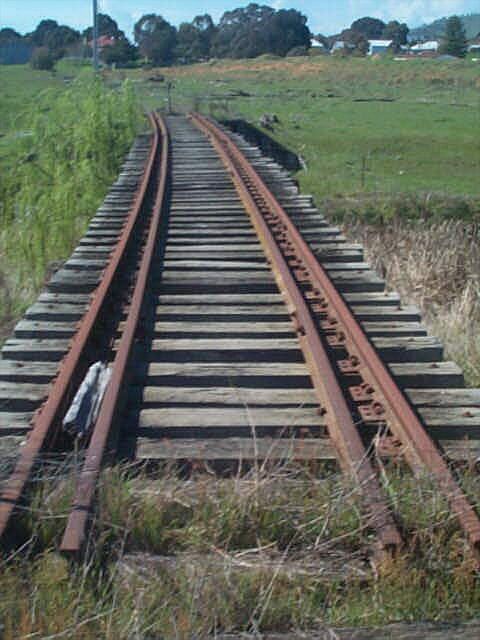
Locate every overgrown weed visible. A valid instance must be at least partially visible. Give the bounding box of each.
[1,460,480,636]
[0,76,141,330]
[334,212,480,385]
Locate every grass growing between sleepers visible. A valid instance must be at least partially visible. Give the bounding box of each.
[1,461,480,637]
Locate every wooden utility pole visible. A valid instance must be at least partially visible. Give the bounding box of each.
[92,0,99,71]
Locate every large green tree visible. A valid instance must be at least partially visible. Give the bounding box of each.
[134,14,177,65]
[212,3,310,59]
[27,20,80,59]
[212,4,275,58]
[350,16,385,39]
[382,21,409,47]
[28,19,59,46]
[265,9,310,57]
[0,27,22,45]
[44,25,81,53]
[176,14,215,62]
[0,28,31,65]
[440,15,468,57]
[101,37,137,66]
[83,14,122,41]
[338,28,369,55]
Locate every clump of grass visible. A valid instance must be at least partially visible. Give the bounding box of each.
[0,552,117,639]
[2,549,479,637]
[1,459,480,637]
[0,269,15,343]
[0,75,141,329]
[93,464,366,556]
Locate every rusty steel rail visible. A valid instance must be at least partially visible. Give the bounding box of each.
[190,112,480,559]
[0,113,161,545]
[60,112,170,554]
[190,112,402,554]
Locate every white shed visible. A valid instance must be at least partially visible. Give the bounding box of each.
[368,40,393,55]
[411,41,439,53]
[310,38,326,50]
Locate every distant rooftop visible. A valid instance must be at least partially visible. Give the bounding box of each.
[411,41,439,51]
[368,40,393,56]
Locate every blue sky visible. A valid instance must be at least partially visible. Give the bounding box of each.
[1,0,478,37]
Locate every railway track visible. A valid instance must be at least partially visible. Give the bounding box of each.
[0,112,480,560]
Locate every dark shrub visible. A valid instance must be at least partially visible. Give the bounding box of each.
[286,45,308,57]
[31,47,55,71]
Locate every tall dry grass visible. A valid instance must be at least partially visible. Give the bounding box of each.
[1,457,480,637]
[344,218,480,386]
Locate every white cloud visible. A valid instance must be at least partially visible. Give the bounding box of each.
[379,0,467,25]
[347,0,468,27]
[308,0,472,35]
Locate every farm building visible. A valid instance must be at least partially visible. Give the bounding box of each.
[368,39,393,55]
[411,41,439,54]
[310,38,326,51]
[87,35,116,51]
[468,39,480,53]
[331,40,355,54]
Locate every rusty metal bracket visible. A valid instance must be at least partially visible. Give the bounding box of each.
[190,112,403,555]
[190,112,480,562]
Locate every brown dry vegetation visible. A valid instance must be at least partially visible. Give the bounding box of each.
[1,461,480,638]
[337,212,480,385]
[159,56,479,89]
[159,57,331,77]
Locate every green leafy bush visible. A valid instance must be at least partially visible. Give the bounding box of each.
[30,47,56,71]
[0,76,141,325]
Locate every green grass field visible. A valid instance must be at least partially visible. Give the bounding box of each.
[126,56,480,205]
[0,61,86,179]
[0,65,62,134]
[2,57,479,204]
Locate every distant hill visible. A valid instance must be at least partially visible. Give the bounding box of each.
[409,13,480,41]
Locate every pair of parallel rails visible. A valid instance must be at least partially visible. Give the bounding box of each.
[0,112,479,560]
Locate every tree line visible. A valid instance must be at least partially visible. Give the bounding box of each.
[0,6,472,70]
[0,5,310,68]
